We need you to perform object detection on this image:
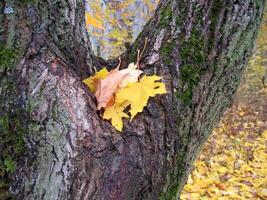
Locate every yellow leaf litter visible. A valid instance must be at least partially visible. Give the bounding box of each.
[181,107,267,200]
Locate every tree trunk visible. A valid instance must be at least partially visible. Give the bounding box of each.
[0,0,265,199]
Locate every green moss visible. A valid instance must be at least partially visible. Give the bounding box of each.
[0,109,26,197]
[159,0,206,107]
[0,112,25,174]
[159,5,172,28]
[3,158,16,173]
[177,30,205,106]
[160,42,175,64]
[0,44,16,71]
[0,74,27,187]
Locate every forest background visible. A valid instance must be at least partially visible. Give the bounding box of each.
[85,0,267,199]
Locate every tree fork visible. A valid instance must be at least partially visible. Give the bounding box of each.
[0,0,266,200]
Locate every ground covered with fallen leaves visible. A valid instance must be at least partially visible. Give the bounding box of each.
[181,94,267,200]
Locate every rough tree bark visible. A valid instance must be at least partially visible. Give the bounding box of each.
[0,0,265,199]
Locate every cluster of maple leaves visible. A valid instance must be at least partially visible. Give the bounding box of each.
[83,63,166,131]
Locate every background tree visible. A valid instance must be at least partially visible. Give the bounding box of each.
[86,0,159,58]
[0,0,266,200]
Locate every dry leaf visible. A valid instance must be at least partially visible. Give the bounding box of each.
[119,63,142,88]
[94,63,142,109]
[95,67,125,109]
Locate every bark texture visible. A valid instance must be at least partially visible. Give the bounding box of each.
[0,0,265,200]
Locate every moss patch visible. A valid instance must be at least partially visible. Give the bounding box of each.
[0,42,26,197]
[0,44,16,71]
[159,5,172,28]
[0,108,26,198]
[0,112,25,173]
[177,30,205,106]
[160,42,175,65]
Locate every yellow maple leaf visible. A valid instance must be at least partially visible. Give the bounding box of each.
[85,13,104,30]
[103,102,129,131]
[116,75,167,120]
[83,68,109,93]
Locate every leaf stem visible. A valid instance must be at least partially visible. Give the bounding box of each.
[136,37,148,81]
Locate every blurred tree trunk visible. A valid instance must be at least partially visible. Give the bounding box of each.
[0,0,265,200]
